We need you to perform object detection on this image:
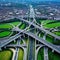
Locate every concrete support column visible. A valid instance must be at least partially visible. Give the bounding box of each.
[23,33,25,38]
[38,31,41,38]
[0,48,1,51]
[35,49,37,60]
[35,45,44,60]
[36,28,40,44]
[14,48,19,60]
[20,37,21,44]
[43,33,49,60]
[52,50,54,53]
[35,46,39,60]
[4,46,6,49]
[21,15,23,19]
[54,38,57,42]
[14,40,16,43]
[44,47,49,60]
[43,33,47,40]
[35,39,36,60]
[23,48,27,60]
[28,35,29,41]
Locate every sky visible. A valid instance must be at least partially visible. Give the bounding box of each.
[0,0,60,1]
[0,0,60,2]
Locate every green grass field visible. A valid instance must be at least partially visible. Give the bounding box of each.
[0,23,13,29]
[43,22,60,28]
[20,40,23,44]
[46,35,54,43]
[38,47,60,60]
[19,23,26,29]
[48,49,60,60]
[18,48,24,60]
[36,20,55,25]
[0,31,11,38]
[25,38,29,44]
[0,21,21,29]
[10,21,21,26]
[0,21,22,38]
[53,31,60,36]
[37,48,44,60]
[0,21,26,38]
[38,32,60,45]
[0,49,13,60]
[39,20,60,44]
[40,20,60,28]
[41,20,54,25]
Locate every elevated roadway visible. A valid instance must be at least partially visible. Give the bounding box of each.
[0,28,60,53]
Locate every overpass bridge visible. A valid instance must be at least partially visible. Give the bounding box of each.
[0,16,60,53]
[0,28,60,53]
[17,17,60,40]
[6,44,27,48]
[0,17,60,41]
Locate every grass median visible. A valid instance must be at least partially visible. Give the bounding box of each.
[0,49,13,60]
[18,48,24,60]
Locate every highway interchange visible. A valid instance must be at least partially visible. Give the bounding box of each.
[0,5,60,60]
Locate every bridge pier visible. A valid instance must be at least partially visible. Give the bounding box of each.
[35,44,44,60]
[44,47,49,60]
[43,33,49,60]
[4,46,6,49]
[14,40,16,43]
[23,48,27,60]
[52,50,54,53]
[0,48,2,51]
[23,33,25,38]
[54,38,57,42]
[14,48,19,60]
[36,28,40,44]
[43,33,47,40]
